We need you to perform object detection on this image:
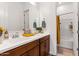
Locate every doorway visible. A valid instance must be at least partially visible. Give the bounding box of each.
[56,13,74,56]
[24,9,29,29]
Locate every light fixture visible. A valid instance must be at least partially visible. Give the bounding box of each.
[59,2,62,4]
[30,2,36,5]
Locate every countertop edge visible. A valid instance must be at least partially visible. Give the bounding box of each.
[0,32,50,54]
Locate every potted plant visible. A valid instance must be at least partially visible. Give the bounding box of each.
[36,27,43,33]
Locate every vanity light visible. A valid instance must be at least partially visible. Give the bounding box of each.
[30,2,36,5]
[58,2,62,5]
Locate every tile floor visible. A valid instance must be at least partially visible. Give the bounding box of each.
[57,45,74,56]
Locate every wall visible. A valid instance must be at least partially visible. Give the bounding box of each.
[73,3,78,56]
[8,2,24,31]
[0,2,24,31]
[57,3,73,15]
[39,2,57,55]
[0,3,8,29]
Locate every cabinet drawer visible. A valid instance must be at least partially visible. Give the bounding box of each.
[22,46,39,56]
[0,40,39,56]
[40,35,50,43]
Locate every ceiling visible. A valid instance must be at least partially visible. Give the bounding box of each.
[56,2,73,7]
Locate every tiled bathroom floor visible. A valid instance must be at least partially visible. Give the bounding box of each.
[57,45,74,56]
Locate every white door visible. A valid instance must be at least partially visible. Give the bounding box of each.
[60,13,73,49]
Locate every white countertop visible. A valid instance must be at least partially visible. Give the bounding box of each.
[0,32,50,54]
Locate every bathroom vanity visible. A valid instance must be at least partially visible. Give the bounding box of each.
[0,32,50,56]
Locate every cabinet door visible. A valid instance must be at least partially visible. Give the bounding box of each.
[22,46,39,56]
[40,39,49,56]
[40,42,47,56]
[45,39,49,55]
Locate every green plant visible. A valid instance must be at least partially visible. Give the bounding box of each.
[36,27,42,33]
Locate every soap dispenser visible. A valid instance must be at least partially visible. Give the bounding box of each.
[42,18,46,32]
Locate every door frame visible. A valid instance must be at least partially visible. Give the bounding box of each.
[78,3,79,56]
[56,16,60,45]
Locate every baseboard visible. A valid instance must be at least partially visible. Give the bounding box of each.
[49,54,56,56]
[49,50,57,56]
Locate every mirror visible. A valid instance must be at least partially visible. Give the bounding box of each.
[0,2,46,33]
[24,2,41,32]
[0,2,40,31]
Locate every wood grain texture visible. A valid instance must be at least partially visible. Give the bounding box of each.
[56,16,60,44]
[0,35,50,56]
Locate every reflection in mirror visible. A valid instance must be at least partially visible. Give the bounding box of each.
[24,9,29,29]
[0,2,47,35]
[24,9,31,34]
[24,2,41,33]
[24,2,47,33]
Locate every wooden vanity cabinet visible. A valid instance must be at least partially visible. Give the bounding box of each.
[0,35,50,56]
[39,35,50,56]
[22,46,39,56]
[0,40,39,56]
